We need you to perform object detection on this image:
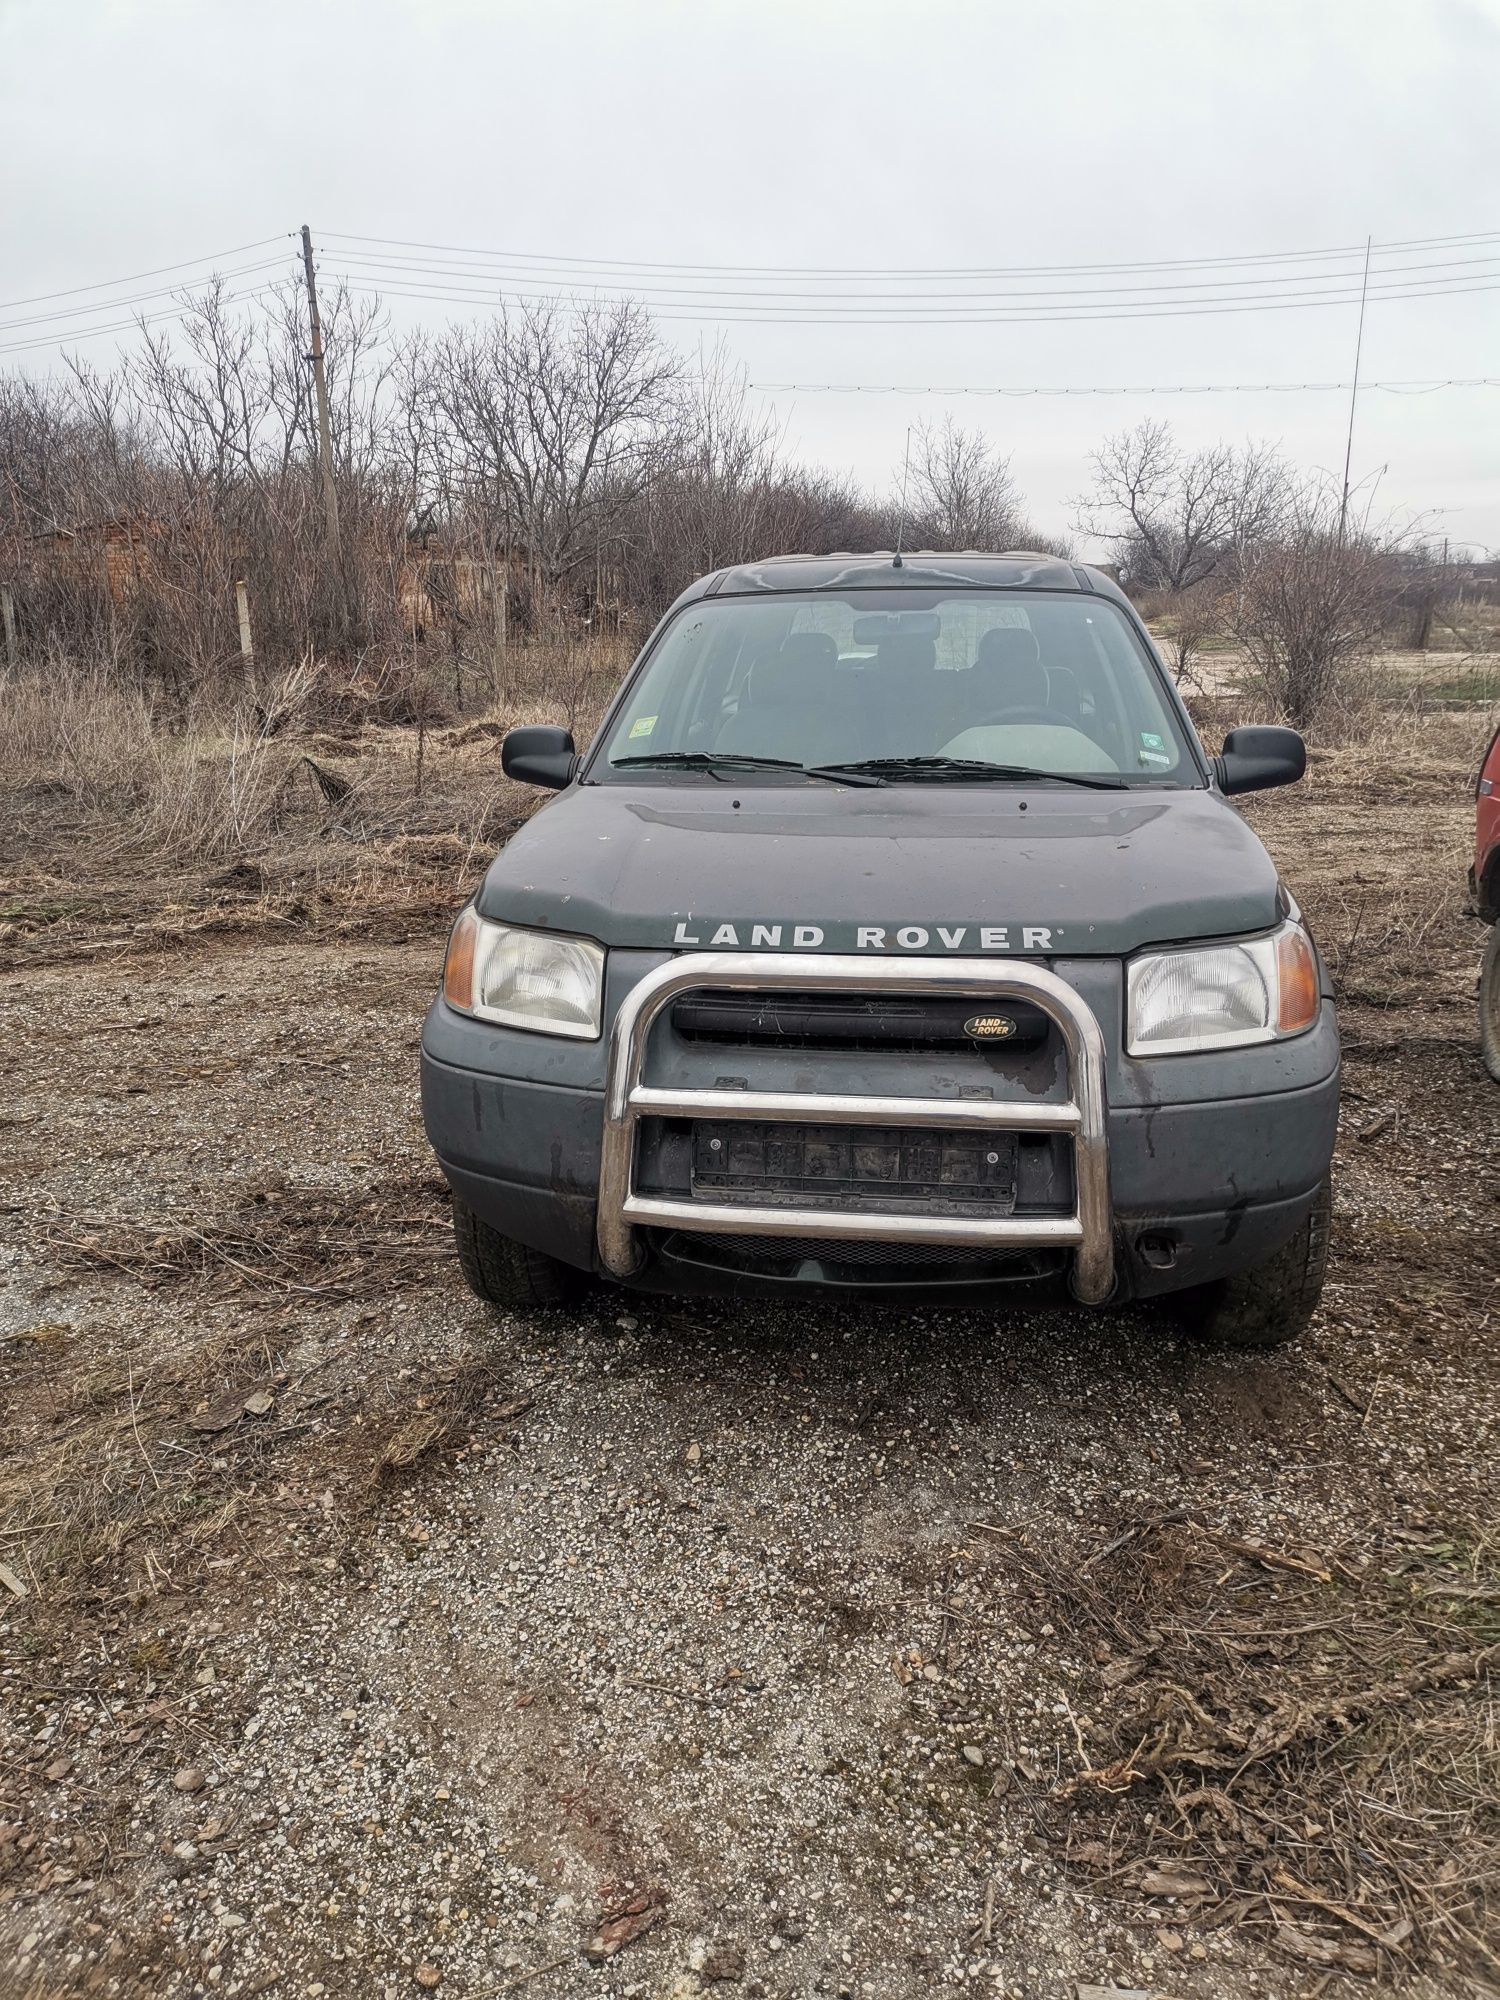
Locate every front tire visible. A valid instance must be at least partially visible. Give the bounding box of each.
[1481,925,1500,1084]
[1171,1177,1331,1350]
[451,1195,588,1310]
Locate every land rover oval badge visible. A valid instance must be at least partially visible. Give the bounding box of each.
[964,1013,1017,1040]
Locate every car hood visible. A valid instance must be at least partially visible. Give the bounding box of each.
[475,782,1283,957]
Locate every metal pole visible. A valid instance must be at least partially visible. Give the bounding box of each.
[1338,234,1373,545]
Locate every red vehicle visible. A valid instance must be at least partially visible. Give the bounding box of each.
[1477,725,1500,1080]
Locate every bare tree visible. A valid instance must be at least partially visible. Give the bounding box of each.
[611,344,789,614]
[905,418,1022,551]
[1073,420,1286,593]
[413,299,681,605]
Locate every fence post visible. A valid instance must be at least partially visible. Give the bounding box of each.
[235,579,254,663]
[492,569,508,702]
[0,584,16,670]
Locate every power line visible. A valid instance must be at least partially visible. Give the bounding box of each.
[325,261,1500,315]
[746,376,1500,396]
[331,273,1500,326]
[319,224,1500,280]
[318,246,1500,305]
[0,257,295,335]
[0,236,291,313]
[6,221,1497,356]
[0,284,287,357]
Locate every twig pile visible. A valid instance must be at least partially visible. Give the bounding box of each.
[992,1514,1499,1980]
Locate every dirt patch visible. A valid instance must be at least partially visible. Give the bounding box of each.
[1,716,1497,1999]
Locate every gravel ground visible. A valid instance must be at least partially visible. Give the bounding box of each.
[1,733,1497,2000]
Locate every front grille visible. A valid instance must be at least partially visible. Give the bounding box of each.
[671,989,1049,1053]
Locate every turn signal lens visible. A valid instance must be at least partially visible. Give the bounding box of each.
[1275,922,1320,1034]
[443,905,480,1010]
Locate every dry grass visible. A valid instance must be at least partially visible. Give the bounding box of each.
[0,633,629,878]
[1,650,318,859]
[42,1169,453,1300]
[0,638,634,975]
[1228,708,1493,1015]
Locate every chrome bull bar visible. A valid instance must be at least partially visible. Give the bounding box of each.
[596,953,1114,1304]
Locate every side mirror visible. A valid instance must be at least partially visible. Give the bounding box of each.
[1214,725,1306,796]
[501,724,577,791]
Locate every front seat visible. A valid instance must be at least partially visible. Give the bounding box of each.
[716,631,838,761]
[860,633,944,758]
[968,626,1053,720]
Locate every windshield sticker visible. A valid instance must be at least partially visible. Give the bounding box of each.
[628,715,658,739]
[1138,729,1171,767]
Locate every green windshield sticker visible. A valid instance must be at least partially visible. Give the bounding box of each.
[1139,731,1165,751]
[628,715,658,739]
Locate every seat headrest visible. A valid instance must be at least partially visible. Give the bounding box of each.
[975,626,1041,673]
[751,632,837,708]
[778,631,838,673]
[972,625,1049,711]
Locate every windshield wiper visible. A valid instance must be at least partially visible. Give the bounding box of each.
[805,756,1128,790]
[609,751,884,786]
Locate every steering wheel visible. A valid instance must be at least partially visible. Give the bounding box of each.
[973,705,1072,729]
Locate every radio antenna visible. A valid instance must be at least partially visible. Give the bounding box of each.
[893,425,913,569]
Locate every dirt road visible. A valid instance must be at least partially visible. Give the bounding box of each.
[1,740,1496,2000]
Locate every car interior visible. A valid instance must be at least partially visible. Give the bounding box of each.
[709,616,1134,773]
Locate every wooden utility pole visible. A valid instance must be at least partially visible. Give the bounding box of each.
[0,583,17,671]
[300,224,346,621]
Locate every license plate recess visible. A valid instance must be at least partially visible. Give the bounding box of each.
[690,1120,1019,1214]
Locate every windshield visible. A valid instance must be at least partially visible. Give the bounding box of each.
[593,590,1197,784]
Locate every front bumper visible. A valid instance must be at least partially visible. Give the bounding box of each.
[421,952,1341,1304]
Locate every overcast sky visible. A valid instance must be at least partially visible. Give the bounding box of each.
[4,0,1498,554]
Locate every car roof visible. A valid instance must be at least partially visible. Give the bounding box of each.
[671,551,1127,607]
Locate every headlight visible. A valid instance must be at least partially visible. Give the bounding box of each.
[1127,920,1319,1056]
[442,909,604,1039]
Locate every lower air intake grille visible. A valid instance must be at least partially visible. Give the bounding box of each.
[658,1230,1063,1278]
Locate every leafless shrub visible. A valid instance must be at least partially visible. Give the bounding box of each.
[1232,480,1408,735]
[1142,580,1230,688]
[614,342,789,614]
